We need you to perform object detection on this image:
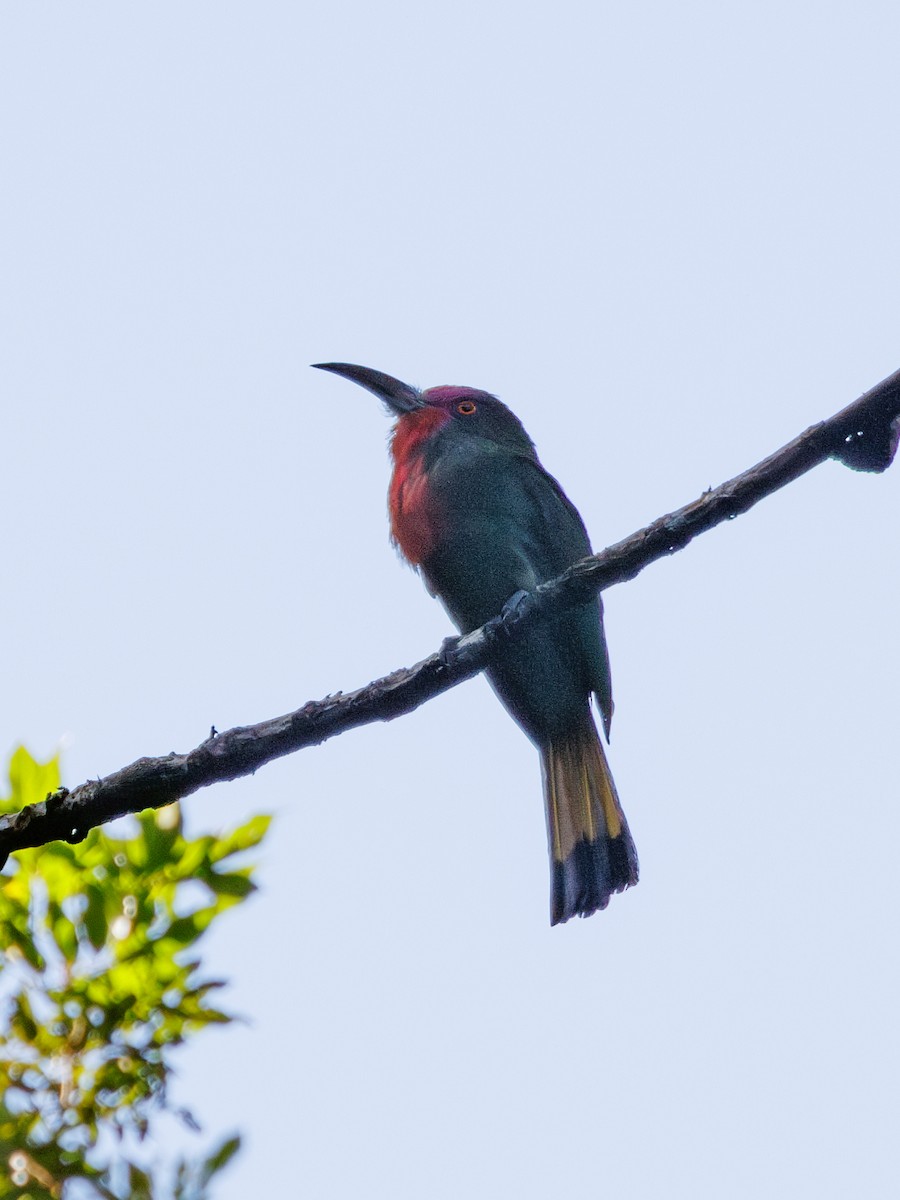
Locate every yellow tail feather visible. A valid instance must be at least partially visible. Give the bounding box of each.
[540,715,638,924]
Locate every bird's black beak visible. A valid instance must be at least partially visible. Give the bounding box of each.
[312,362,424,414]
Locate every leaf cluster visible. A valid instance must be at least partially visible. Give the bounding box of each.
[0,747,269,1199]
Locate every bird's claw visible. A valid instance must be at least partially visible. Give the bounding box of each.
[501,589,536,627]
[439,635,461,667]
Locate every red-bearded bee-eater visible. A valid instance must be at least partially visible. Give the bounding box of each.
[313,362,639,924]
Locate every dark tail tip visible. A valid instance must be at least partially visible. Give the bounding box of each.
[550,832,639,925]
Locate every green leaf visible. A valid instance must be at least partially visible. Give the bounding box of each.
[50,905,79,963]
[201,1133,241,1182]
[5,745,60,812]
[2,915,45,972]
[10,993,39,1042]
[39,841,77,864]
[83,882,108,949]
[163,914,206,947]
[207,813,272,862]
[138,805,183,872]
[127,1161,153,1199]
[169,836,214,880]
[203,870,257,900]
[40,848,84,901]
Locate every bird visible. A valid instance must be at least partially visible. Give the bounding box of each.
[313,362,638,924]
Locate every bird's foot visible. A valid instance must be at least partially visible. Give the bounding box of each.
[438,635,461,667]
[500,588,537,628]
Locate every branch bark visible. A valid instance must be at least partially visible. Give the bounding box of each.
[3,366,899,864]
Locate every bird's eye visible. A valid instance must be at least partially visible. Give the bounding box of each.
[457,400,477,415]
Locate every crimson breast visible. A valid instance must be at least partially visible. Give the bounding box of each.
[388,407,450,566]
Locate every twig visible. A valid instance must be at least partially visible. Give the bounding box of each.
[2,366,898,863]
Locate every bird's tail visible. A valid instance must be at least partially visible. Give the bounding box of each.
[540,715,639,924]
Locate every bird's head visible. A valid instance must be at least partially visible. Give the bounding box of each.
[312,362,535,459]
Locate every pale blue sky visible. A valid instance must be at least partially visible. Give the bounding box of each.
[2,3,899,1197]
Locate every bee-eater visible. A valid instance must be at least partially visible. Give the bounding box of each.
[313,362,639,924]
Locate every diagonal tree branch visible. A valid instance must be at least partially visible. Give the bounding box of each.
[2,366,899,864]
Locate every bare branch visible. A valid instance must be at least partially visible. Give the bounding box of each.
[3,366,898,863]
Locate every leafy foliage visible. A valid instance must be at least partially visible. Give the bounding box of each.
[0,747,269,1198]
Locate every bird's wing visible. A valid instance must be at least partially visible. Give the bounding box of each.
[506,455,614,736]
[424,449,614,736]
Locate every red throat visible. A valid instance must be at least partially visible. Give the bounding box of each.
[388,407,450,566]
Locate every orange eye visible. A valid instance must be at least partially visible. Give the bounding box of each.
[457,400,477,415]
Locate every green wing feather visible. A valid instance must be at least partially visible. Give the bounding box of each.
[421,447,614,741]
